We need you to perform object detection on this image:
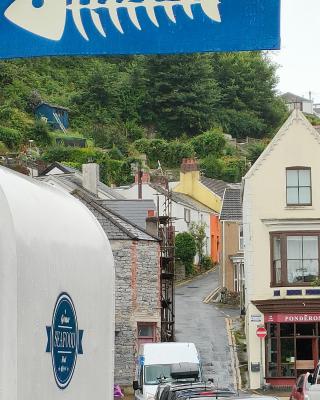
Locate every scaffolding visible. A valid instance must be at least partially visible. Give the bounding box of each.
[156,181,175,342]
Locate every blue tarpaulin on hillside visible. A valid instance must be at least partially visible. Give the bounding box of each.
[0,0,280,58]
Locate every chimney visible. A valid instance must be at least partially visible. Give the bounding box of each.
[134,172,150,184]
[82,163,99,195]
[181,158,199,173]
[146,216,158,237]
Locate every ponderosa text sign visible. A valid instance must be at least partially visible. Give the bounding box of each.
[0,0,280,58]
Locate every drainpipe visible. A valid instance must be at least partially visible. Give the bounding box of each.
[222,221,225,288]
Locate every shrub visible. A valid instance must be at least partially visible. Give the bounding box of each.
[0,141,8,154]
[28,119,51,146]
[246,140,269,164]
[175,232,196,276]
[191,128,226,158]
[0,126,22,149]
[134,138,194,168]
[201,256,214,270]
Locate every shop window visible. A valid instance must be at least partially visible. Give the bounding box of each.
[296,323,316,336]
[270,232,320,286]
[280,323,294,337]
[266,321,320,379]
[286,167,311,206]
[280,338,295,376]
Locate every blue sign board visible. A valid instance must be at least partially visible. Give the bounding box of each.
[0,0,280,58]
[46,293,84,389]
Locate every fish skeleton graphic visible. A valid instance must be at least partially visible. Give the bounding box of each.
[4,0,221,41]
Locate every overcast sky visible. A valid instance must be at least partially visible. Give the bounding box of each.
[270,0,320,103]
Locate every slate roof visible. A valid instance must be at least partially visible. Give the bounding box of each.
[200,177,230,199]
[151,184,216,214]
[36,102,70,111]
[220,186,242,221]
[73,190,158,241]
[39,162,125,200]
[281,92,311,103]
[97,199,156,229]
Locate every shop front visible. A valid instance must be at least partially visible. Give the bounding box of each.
[253,300,320,386]
[265,313,320,385]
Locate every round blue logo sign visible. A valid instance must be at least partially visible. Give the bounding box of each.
[46,293,84,389]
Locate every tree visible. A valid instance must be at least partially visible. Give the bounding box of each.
[175,232,196,276]
[189,222,207,266]
[210,52,287,137]
[142,54,221,137]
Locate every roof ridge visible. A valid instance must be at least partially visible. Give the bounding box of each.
[244,110,320,180]
[73,189,159,241]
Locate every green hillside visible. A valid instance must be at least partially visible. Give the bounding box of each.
[0,53,289,184]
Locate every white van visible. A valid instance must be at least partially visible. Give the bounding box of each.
[133,343,202,400]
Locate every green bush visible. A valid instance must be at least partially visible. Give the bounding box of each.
[0,141,8,154]
[201,256,214,270]
[175,232,196,276]
[0,126,22,149]
[246,140,269,164]
[134,138,194,168]
[191,128,226,158]
[27,119,51,145]
[201,155,247,183]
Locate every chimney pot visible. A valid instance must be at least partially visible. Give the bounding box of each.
[181,158,198,173]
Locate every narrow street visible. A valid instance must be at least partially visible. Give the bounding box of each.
[175,268,239,390]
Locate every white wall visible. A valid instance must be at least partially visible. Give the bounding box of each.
[0,167,114,400]
[116,184,211,257]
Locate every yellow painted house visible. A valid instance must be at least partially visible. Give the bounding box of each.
[173,158,231,264]
[173,158,227,213]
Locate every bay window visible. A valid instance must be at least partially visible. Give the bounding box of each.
[271,232,320,286]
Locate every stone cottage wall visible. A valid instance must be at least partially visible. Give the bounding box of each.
[111,240,161,386]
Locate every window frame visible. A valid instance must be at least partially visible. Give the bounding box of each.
[239,224,244,251]
[184,208,191,224]
[270,232,320,287]
[286,167,312,206]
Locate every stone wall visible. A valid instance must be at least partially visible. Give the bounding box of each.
[111,240,161,385]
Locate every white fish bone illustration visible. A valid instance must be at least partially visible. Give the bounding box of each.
[4,0,221,41]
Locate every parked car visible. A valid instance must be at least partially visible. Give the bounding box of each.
[290,373,310,400]
[158,382,236,400]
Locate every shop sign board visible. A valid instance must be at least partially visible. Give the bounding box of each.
[256,326,267,339]
[0,0,280,58]
[265,313,320,323]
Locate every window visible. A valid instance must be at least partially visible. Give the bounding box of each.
[286,167,311,205]
[271,232,320,286]
[266,322,319,378]
[184,208,191,224]
[239,224,244,251]
[137,322,155,346]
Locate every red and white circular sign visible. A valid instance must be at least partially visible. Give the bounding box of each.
[256,327,267,339]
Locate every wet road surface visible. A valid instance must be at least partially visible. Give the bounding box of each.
[175,268,239,390]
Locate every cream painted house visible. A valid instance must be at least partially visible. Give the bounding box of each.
[243,110,320,389]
